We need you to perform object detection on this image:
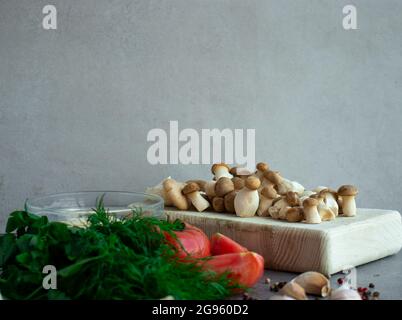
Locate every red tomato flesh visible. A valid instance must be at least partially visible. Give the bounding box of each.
[204,252,264,288]
[210,233,247,255]
[165,223,211,259]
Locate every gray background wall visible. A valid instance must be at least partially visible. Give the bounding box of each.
[1,0,401,229]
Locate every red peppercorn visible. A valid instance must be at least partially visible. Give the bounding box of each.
[358,287,363,292]
[337,278,344,285]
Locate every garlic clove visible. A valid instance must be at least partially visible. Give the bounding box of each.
[269,295,296,300]
[330,288,361,300]
[279,281,307,300]
[293,271,331,297]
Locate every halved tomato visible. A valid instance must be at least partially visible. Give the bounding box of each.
[210,233,247,255]
[165,223,211,259]
[203,252,264,288]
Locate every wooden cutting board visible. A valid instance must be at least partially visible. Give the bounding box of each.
[165,208,402,276]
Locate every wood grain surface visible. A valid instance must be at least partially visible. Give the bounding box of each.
[165,208,402,275]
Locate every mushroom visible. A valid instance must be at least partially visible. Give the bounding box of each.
[185,179,207,192]
[182,182,210,212]
[255,162,269,179]
[211,163,233,180]
[264,170,281,189]
[310,194,336,221]
[318,188,339,216]
[212,197,225,212]
[232,177,245,191]
[281,178,305,196]
[204,181,217,200]
[224,190,237,213]
[215,177,234,197]
[302,197,321,224]
[257,185,278,217]
[234,176,261,217]
[279,192,300,219]
[337,185,358,217]
[229,167,238,177]
[285,191,300,207]
[230,167,253,180]
[268,192,300,220]
[146,178,174,206]
[265,171,304,195]
[286,207,304,222]
[163,178,189,210]
[268,197,285,219]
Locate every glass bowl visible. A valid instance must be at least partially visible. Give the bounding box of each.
[25,191,164,225]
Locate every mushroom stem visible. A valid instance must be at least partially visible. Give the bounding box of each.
[341,195,357,217]
[268,197,287,219]
[337,185,358,217]
[323,193,339,216]
[204,181,217,199]
[312,195,336,221]
[257,197,274,217]
[234,176,260,217]
[187,191,210,212]
[286,207,304,222]
[303,198,321,224]
[257,186,278,217]
[212,163,233,180]
[215,167,233,179]
[304,207,321,224]
[224,191,237,213]
[261,171,276,190]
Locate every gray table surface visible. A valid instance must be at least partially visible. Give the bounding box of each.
[233,251,402,300]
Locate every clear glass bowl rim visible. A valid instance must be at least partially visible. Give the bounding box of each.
[24,190,164,214]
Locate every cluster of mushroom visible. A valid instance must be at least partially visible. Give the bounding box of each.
[146,162,359,224]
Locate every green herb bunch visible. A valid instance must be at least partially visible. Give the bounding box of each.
[0,200,237,300]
